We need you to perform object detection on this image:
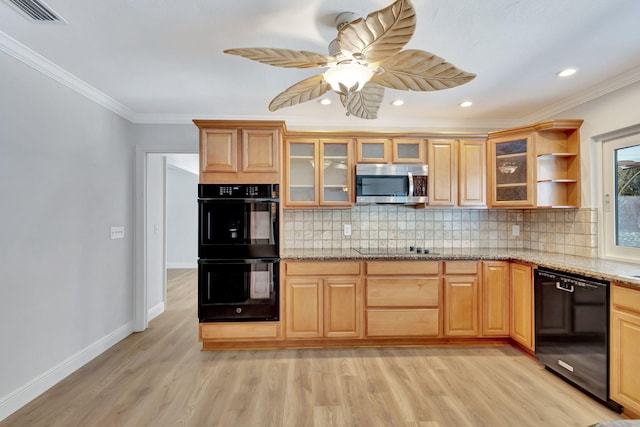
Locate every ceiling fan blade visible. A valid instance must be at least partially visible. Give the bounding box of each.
[372,49,476,91]
[337,0,416,64]
[340,83,385,119]
[224,48,330,69]
[268,74,331,112]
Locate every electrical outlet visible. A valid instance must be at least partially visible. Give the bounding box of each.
[110,226,125,240]
[512,225,520,236]
[343,224,352,236]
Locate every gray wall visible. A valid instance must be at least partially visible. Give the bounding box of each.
[166,165,198,268]
[0,52,134,413]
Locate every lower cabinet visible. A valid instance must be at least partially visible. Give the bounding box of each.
[443,261,479,336]
[510,262,534,351]
[364,261,440,337]
[482,261,510,336]
[284,261,362,339]
[610,284,640,416]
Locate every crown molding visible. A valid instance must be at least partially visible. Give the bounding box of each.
[3,29,640,129]
[0,30,137,121]
[522,66,640,123]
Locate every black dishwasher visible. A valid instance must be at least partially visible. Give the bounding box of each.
[534,268,620,410]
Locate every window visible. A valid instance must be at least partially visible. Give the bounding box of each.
[602,133,640,261]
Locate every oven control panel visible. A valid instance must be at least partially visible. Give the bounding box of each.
[199,184,279,199]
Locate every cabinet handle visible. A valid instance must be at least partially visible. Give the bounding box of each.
[451,283,472,287]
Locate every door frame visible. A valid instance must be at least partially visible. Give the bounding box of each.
[134,146,198,331]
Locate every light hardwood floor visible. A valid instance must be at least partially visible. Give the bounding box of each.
[1,269,623,427]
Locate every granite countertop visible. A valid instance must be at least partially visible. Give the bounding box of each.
[280,248,640,288]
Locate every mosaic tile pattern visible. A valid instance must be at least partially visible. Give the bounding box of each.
[282,206,598,258]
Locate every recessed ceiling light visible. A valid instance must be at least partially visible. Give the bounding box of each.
[460,101,473,107]
[318,98,331,105]
[391,99,404,106]
[558,68,577,77]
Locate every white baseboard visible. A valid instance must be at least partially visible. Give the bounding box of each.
[167,262,197,269]
[147,302,165,322]
[0,321,134,422]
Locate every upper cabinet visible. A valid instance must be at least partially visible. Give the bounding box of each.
[356,137,426,164]
[194,120,285,184]
[427,139,486,207]
[284,137,354,208]
[487,119,582,208]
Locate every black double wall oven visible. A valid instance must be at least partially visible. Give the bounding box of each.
[198,184,279,322]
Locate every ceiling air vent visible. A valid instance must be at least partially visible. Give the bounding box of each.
[3,0,66,23]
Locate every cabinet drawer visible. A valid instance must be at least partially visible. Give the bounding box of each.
[366,309,439,337]
[612,284,640,314]
[199,322,280,341]
[366,278,439,307]
[444,261,478,275]
[284,261,360,276]
[365,261,439,276]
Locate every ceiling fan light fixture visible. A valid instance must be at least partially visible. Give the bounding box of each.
[323,63,374,93]
[558,68,577,77]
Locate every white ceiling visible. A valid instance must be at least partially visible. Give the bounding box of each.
[2,0,640,132]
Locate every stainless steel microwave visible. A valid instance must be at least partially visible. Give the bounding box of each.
[355,164,428,204]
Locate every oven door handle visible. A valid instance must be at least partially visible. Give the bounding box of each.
[556,282,574,293]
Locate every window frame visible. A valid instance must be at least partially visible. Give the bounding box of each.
[599,128,640,263]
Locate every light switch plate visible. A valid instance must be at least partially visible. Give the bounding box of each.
[110,226,125,240]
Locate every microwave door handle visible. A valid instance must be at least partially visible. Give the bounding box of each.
[408,172,414,197]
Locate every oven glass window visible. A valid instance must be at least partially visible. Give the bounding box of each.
[200,201,277,245]
[200,262,276,304]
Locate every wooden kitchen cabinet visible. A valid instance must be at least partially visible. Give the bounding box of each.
[482,261,510,336]
[443,261,479,336]
[427,139,486,207]
[610,284,640,417]
[284,137,354,208]
[487,119,582,208]
[427,139,457,206]
[284,261,361,339]
[194,120,285,184]
[356,138,426,164]
[510,262,534,351]
[364,261,440,337]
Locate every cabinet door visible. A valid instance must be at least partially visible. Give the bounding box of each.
[241,128,279,173]
[320,139,353,206]
[200,128,238,173]
[444,276,479,336]
[488,134,535,207]
[459,140,486,206]
[356,138,390,163]
[285,140,319,207]
[392,138,426,163]
[610,285,640,415]
[285,278,323,338]
[482,261,509,336]
[510,263,534,350]
[427,139,457,206]
[325,278,361,338]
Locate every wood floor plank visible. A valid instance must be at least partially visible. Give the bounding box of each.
[0,269,624,427]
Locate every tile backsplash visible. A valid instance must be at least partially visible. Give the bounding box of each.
[282,206,598,258]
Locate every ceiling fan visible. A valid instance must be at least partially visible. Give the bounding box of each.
[224,0,476,119]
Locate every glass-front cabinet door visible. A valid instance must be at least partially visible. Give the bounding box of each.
[320,139,352,206]
[285,138,353,208]
[285,140,318,207]
[488,134,535,207]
